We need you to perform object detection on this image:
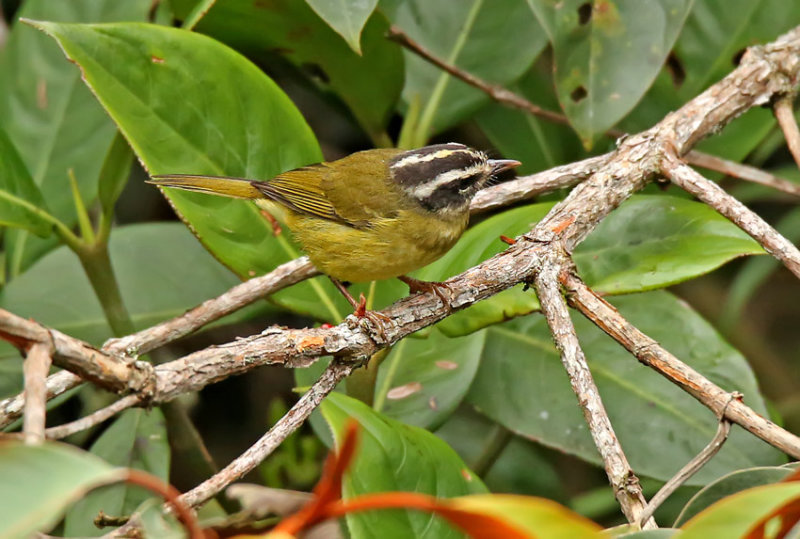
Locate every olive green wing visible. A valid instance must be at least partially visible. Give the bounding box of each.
[255,164,354,226]
[256,149,404,228]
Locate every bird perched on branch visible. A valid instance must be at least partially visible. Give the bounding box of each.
[149,143,520,321]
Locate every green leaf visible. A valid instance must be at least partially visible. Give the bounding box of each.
[467,291,784,484]
[172,0,402,144]
[679,482,800,538]
[0,223,273,369]
[30,20,349,321]
[428,195,762,336]
[527,0,693,146]
[0,441,124,537]
[0,126,51,236]
[305,0,378,54]
[382,0,547,144]
[64,408,169,536]
[321,392,487,538]
[0,0,152,276]
[674,465,797,526]
[373,328,486,429]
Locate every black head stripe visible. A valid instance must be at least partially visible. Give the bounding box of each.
[389,144,486,188]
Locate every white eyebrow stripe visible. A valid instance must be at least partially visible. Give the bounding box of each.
[410,163,486,199]
[392,148,466,169]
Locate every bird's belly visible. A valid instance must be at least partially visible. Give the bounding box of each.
[288,211,467,282]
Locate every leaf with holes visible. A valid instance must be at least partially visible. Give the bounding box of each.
[527,0,693,147]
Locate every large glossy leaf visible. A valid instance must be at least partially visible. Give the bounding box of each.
[31,20,350,321]
[64,408,169,536]
[527,0,693,146]
[0,223,272,376]
[0,126,51,236]
[171,0,402,145]
[321,392,487,539]
[0,0,151,276]
[425,195,763,336]
[0,441,124,537]
[305,0,378,54]
[679,483,800,538]
[467,291,784,484]
[381,0,547,145]
[373,328,487,429]
[674,465,796,526]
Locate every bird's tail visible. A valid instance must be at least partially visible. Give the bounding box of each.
[147,174,263,199]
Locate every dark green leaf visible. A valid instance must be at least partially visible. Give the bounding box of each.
[64,408,169,536]
[30,20,350,321]
[373,328,486,429]
[427,195,762,336]
[382,0,547,144]
[527,0,693,146]
[172,0,402,144]
[305,0,378,54]
[674,465,797,526]
[0,441,123,537]
[0,0,152,275]
[321,392,487,538]
[0,126,51,236]
[467,291,784,484]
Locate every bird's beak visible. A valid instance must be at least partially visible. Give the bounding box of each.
[488,159,522,175]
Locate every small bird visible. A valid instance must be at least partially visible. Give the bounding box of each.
[149,143,520,319]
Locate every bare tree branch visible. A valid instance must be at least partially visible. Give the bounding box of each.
[561,272,800,459]
[534,260,653,527]
[664,159,800,279]
[638,418,732,527]
[386,24,798,196]
[179,359,355,508]
[22,343,53,444]
[774,96,800,170]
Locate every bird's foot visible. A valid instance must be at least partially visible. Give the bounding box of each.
[398,275,452,311]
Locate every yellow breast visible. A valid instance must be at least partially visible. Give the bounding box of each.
[285,208,468,282]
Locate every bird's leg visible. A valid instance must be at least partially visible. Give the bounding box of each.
[329,277,391,339]
[258,209,282,236]
[398,275,452,311]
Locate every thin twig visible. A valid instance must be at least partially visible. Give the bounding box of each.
[561,272,800,459]
[774,97,800,171]
[664,158,800,279]
[387,24,798,196]
[23,343,53,444]
[638,417,732,527]
[179,359,355,508]
[103,257,319,357]
[685,150,800,198]
[534,260,653,528]
[44,395,140,440]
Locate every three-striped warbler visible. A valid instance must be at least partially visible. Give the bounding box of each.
[148,143,521,324]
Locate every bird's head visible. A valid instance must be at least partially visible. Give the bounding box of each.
[389,143,521,214]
